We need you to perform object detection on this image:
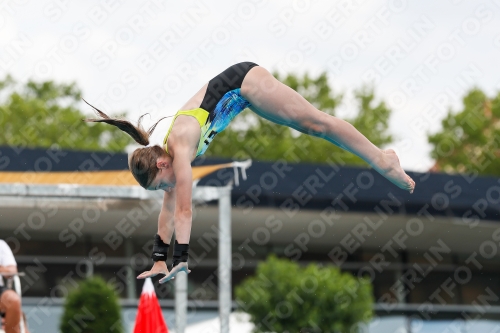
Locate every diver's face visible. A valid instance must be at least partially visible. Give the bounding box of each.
[147,157,175,191]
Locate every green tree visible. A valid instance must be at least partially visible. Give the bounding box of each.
[60,276,123,333]
[428,88,500,176]
[0,75,131,151]
[235,255,374,333]
[206,72,393,166]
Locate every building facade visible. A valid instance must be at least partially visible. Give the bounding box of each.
[1,146,500,332]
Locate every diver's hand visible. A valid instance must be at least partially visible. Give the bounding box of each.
[137,261,170,279]
[159,262,191,284]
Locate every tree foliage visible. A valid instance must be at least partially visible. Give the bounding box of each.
[206,72,393,166]
[235,255,374,333]
[60,276,123,333]
[428,88,500,176]
[0,75,131,151]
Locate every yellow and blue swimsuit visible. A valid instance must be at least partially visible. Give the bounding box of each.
[164,62,258,157]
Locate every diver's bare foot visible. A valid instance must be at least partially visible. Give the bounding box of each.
[374,149,415,193]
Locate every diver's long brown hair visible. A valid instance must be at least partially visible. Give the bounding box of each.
[83,100,168,188]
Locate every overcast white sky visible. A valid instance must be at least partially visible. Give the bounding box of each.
[1,0,500,171]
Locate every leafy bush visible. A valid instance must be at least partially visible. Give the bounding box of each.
[60,276,123,333]
[235,255,374,333]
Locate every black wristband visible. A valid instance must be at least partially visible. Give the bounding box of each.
[172,240,189,267]
[151,234,169,262]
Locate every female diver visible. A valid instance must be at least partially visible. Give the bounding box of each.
[85,62,416,283]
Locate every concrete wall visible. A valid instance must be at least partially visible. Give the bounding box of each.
[16,304,500,333]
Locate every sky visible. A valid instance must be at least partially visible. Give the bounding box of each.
[1,0,500,171]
